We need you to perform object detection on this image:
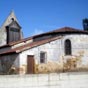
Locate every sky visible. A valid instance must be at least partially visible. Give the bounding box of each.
[0,0,88,38]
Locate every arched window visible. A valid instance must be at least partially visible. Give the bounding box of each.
[65,39,72,55]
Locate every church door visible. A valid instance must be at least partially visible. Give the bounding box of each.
[27,55,35,74]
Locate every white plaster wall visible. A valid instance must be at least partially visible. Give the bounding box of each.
[19,48,38,66]
[0,28,7,46]
[19,38,63,66]
[63,34,88,65]
[19,34,88,67]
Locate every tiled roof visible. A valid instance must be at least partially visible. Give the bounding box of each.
[9,37,32,45]
[51,27,82,32]
[0,44,10,49]
[0,37,32,48]
[0,36,62,55]
[2,27,88,46]
[0,27,87,49]
[35,27,88,35]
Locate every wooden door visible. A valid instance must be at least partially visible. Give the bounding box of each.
[27,55,35,74]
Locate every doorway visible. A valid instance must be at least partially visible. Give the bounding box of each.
[27,55,35,74]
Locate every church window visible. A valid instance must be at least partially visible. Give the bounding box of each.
[40,51,46,63]
[7,27,21,43]
[65,39,72,55]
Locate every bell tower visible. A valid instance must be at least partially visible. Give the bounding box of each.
[0,11,23,46]
[6,17,22,44]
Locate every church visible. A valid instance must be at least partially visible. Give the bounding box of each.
[0,11,88,74]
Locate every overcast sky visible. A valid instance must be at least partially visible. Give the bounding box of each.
[0,0,88,37]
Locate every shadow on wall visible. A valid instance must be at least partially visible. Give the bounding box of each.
[2,50,88,75]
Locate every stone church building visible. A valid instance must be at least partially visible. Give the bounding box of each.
[0,11,88,74]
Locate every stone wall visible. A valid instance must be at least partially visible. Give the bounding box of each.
[0,72,88,88]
